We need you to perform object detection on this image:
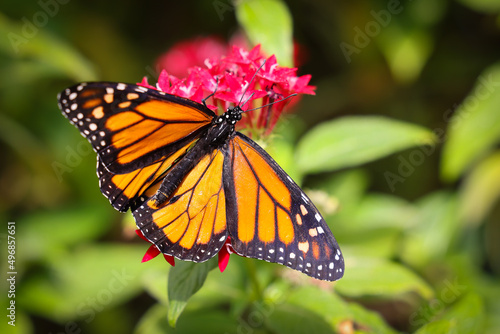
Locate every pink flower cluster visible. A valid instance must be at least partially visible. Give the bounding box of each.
[139,44,315,136]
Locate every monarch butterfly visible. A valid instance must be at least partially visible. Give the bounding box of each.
[57,80,344,281]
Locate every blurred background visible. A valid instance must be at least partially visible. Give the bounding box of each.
[1,0,500,333]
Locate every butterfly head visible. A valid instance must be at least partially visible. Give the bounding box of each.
[208,106,243,146]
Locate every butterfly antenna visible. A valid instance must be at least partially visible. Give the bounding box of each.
[237,59,267,107]
[240,92,255,108]
[243,93,297,113]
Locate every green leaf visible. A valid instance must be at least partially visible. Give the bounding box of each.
[286,286,397,333]
[336,256,433,300]
[18,245,152,322]
[459,151,500,225]
[0,13,97,81]
[350,194,417,230]
[339,230,401,259]
[235,0,293,66]
[182,256,248,308]
[135,304,174,334]
[414,293,485,334]
[457,0,500,13]
[377,25,433,83]
[319,169,370,213]
[401,191,460,268]
[2,311,33,334]
[167,259,217,327]
[265,118,304,183]
[135,304,240,334]
[441,63,500,182]
[16,206,113,267]
[329,193,417,258]
[296,116,436,174]
[266,303,335,334]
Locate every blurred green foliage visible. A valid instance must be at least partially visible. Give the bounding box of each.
[1,0,500,333]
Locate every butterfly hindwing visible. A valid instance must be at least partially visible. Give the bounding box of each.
[58,82,214,174]
[224,134,344,281]
[133,149,228,262]
[96,138,195,212]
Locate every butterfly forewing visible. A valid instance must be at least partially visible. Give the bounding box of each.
[59,82,214,211]
[224,134,344,281]
[58,82,214,174]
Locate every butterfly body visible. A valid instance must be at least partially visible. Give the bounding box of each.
[58,82,344,281]
[152,106,241,206]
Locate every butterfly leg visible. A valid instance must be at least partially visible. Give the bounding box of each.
[202,77,219,108]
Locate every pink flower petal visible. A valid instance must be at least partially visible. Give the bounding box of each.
[142,245,160,263]
[156,36,228,78]
[163,254,176,267]
[218,247,230,273]
[157,70,171,92]
[138,77,156,90]
[218,237,233,273]
[135,229,149,242]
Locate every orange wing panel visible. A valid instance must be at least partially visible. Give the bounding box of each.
[136,100,213,123]
[134,149,228,262]
[98,139,194,212]
[230,136,294,246]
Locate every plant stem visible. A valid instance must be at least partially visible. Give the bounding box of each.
[245,260,263,301]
